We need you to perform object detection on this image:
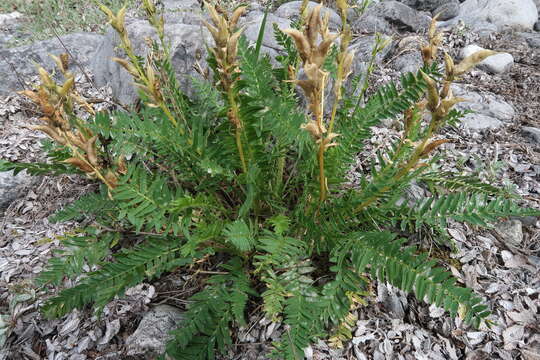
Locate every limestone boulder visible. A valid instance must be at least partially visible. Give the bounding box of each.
[0,33,103,96]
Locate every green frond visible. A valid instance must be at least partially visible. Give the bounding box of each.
[36,228,118,286]
[167,258,255,360]
[49,188,114,223]
[41,236,191,318]
[113,164,182,233]
[0,159,76,176]
[419,171,511,197]
[396,193,540,231]
[347,231,490,327]
[254,232,314,320]
[223,219,255,252]
[276,295,324,360]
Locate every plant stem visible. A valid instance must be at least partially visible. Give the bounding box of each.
[275,155,285,194]
[318,142,326,202]
[317,74,328,203]
[328,67,343,135]
[159,102,178,128]
[227,89,248,173]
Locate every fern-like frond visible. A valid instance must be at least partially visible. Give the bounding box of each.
[49,189,115,223]
[276,295,324,360]
[223,220,255,252]
[114,164,182,233]
[347,231,490,327]
[419,171,510,197]
[0,159,76,176]
[395,193,540,231]
[36,228,118,286]
[167,258,255,360]
[254,232,314,321]
[41,236,191,318]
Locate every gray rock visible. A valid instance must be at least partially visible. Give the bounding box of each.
[461,44,514,74]
[395,0,417,7]
[460,115,503,130]
[458,0,538,32]
[535,21,540,32]
[162,0,203,25]
[519,32,540,48]
[0,171,35,213]
[522,126,540,144]
[452,84,515,131]
[92,7,285,105]
[433,1,460,21]
[242,12,292,51]
[390,36,424,74]
[125,304,184,357]
[494,220,523,246]
[0,33,103,96]
[399,0,454,12]
[511,216,538,227]
[348,34,394,63]
[92,21,214,105]
[398,0,461,19]
[274,1,342,30]
[353,1,432,34]
[377,284,407,319]
[0,11,23,27]
[392,52,423,74]
[352,14,394,34]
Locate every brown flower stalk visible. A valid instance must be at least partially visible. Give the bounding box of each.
[98,1,180,130]
[405,20,498,172]
[355,17,498,212]
[202,2,248,173]
[19,61,123,190]
[283,4,348,202]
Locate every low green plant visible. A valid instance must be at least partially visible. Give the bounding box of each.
[0,0,133,44]
[4,1,539,359]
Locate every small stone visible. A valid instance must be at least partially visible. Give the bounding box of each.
[511,215,538,227]
[452,84,515,130]
[459,0,538,32]
[0,11,23,27]
[522,126,540,144]
[274,1,341,30]
[125,305,184,357]
[0,171,36,213]
[461,44,514,74]
[494,220,523,246]
[461,114,503,130]
[433,2,460,21]
[519,32,540,48]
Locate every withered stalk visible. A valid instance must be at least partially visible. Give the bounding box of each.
[283,5,342,202]
[97,1,181,130]
[202,2,249,173]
